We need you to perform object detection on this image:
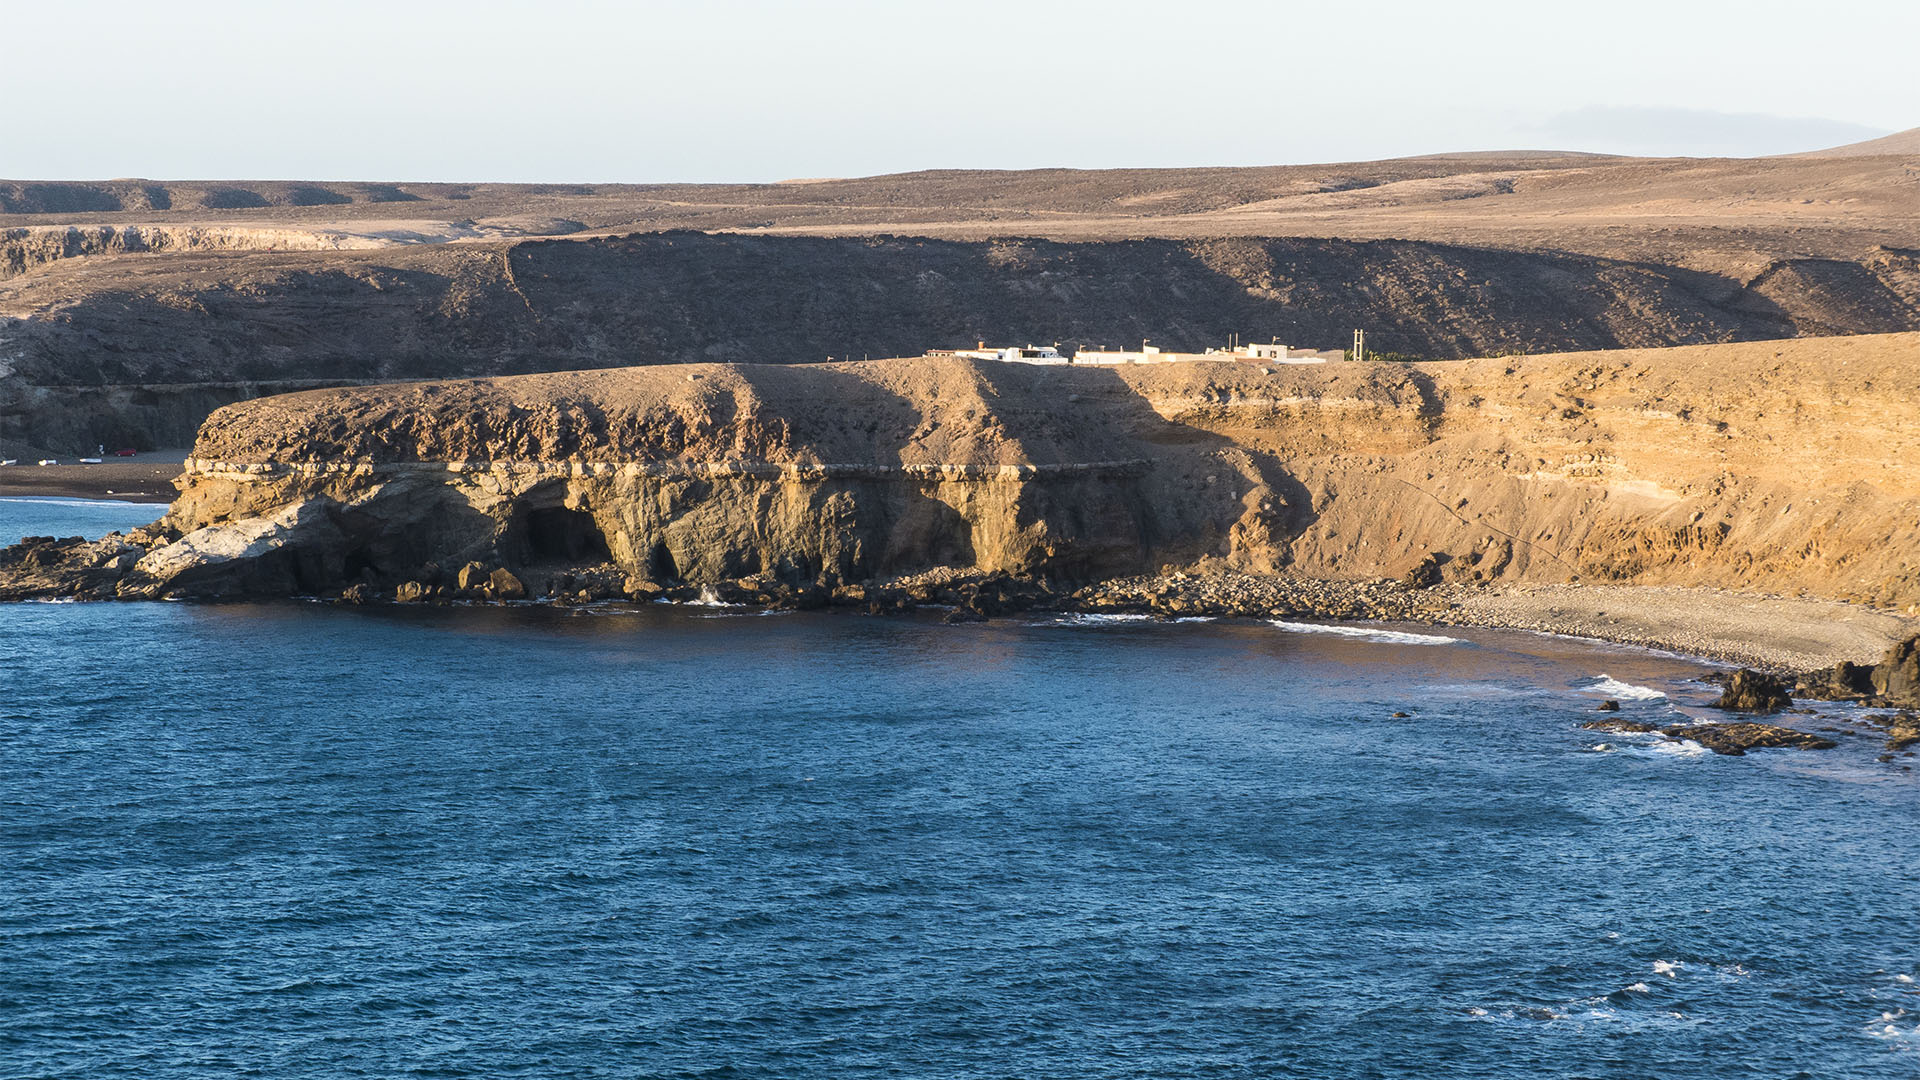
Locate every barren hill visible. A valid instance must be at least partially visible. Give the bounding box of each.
[14,335,1915,649]
[4,147,1919,455]
[1798,126,1920,158]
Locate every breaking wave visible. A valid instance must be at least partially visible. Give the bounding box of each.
[1044,613,1156,626]
[1579,675,1668,701]
[1269,620,1460,645]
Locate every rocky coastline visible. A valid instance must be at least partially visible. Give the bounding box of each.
[5,341,1919,757]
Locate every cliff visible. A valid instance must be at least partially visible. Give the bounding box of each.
[9,332,1889,620]
[7,231,1920,454]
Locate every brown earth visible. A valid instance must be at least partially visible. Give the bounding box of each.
[1796,126,1920,159]
[6,333,1912,671]
[5,148,1920,456]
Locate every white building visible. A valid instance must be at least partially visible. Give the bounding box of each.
[930,343,1071,365]
[929,338,1332,367]
[1073,340,1328,365]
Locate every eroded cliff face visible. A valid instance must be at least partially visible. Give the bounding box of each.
[87,332,1917,611]
[9,231,1920,454]
[0,225,390,280]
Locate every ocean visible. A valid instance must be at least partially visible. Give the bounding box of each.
[4,497,1918,1078]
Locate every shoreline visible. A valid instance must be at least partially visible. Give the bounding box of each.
[0,512,1911,671]
[1434,583,1917,674]
[0,455,185,503]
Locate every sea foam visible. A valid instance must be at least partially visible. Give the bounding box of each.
[1046,613,1155,626]
[1269,620,1460,645]
[1579,675,1668,701]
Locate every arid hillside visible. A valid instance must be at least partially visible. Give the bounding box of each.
[5,151,1918,262]
[6,230,1920,455]
[4,148,1918,455]
[98,332,1911,614]
[1798,125,1920,158]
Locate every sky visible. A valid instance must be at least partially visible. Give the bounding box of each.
[4,0,1913,182]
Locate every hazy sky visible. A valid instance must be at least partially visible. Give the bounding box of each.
[6,0,1913,181]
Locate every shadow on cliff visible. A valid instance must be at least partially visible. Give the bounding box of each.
[758,360,1324,582]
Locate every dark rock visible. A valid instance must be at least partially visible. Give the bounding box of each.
[1872,636,1920,705]
[1885,716,1920,751]
[1795,660,1873,700]
[486,568,527,600]
[340,583,374,604]
[455,561,492,592]
[1403,551,1448,589]
[1580,717,1661,734]
[1596,699,1621,712]
[942,606,987,624]
[1713,669,1792,713]
[1660,722,1837,756]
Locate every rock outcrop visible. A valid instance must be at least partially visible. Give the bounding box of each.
[1713,670,1794,713]
[1798,634,1920,708]
[8,231,1920,454]
[1580,717,1837,756]
[1872,636,1920,704]
[1659,723,1839,756]
[4,335,1920,627]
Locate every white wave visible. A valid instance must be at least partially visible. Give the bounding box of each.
[1268,620,1460,645]
[1048,613,1155,626]
[1624,982,1652,993]
[1579,675,1668,701]
[1653,960,1683,978]
[681,585,744,608]
[1170,616,1216,623]
[1642,739,1709,758]
[0,495,162,508]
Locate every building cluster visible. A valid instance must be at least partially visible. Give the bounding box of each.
[926,340,1338,366]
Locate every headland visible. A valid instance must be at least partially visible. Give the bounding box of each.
[4,333,1916,689]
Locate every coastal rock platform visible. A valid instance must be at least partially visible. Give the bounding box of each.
[4,334,1917,680]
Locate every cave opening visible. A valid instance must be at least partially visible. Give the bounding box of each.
[523,507,612,563]
[648,541,679,582]
[342,546,381,582]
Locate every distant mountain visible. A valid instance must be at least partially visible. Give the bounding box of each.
[1797,126,1920,157]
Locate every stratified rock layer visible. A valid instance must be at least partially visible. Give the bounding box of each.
[9,334,1920,627]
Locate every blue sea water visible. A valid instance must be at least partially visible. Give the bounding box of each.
[4,498,1919,1079]
[2,496,161,546]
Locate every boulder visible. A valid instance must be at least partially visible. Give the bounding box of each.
[1887,717,1920,752]
[396,580,429,603]
[340,583,374,604]
[1596,699,1621,712]
[456,561,492,592]
[486,568,527,600]
[1871,636,1920,705]
[1713,669,1792,713]
[1796,659,1877,700]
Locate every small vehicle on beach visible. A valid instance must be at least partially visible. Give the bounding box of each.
[79,458,103,464]
[113,448,138,457]
[37,459,58,466]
